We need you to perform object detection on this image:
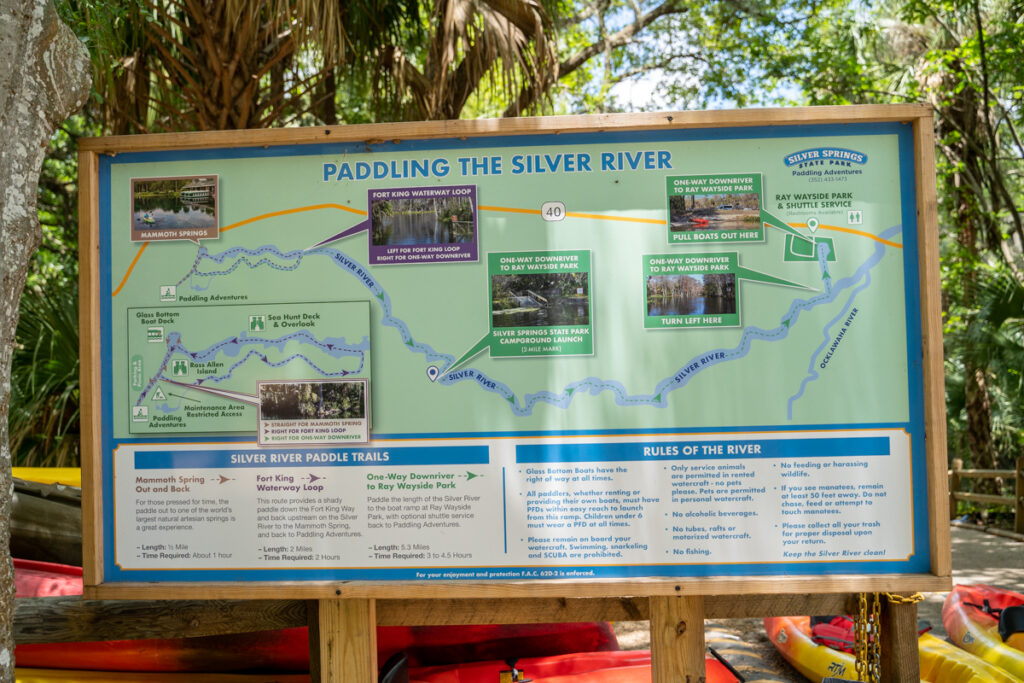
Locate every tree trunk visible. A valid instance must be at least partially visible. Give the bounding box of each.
[0,1,90,679]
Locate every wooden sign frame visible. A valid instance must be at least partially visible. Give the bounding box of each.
[79,106,949,610]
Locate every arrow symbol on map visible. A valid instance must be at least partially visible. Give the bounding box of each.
[305,219,370,251]
[736,265,817,291]
[218,474,234,484]
[161,379,260,406]
[305,474,323,483]
[465,471,481,481]
[762,209,813,244]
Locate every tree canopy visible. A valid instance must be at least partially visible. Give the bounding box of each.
[14,0,1024,500]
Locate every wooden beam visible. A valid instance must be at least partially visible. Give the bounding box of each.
[949,469,1015,478]
[1016,456,1023,536]
[15,593,859,644]
[650,596,706,683]
[312,599,376,683]
[84,573,951,601]
[78,148,103,586]
[14,597,307,643]
[913,109,952,582]
[952,492,1015,507]
[78,105,934,154]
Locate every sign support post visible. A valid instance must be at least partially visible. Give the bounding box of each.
[650,595,707,682]
[309,598,377,682]
[881,596,921,683]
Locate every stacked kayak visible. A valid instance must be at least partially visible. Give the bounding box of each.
[943,584,1024,679]
[765,615,1019,683]
[407,650,737,682]
[16,653,736,683]
[11,468,81,487]
[16,672,310,683]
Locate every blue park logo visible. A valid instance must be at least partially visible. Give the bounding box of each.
[784,147,868,168]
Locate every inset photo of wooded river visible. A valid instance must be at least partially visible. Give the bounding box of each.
[646,273,737,317]
[371,195,474,246]
[492,273,590,328]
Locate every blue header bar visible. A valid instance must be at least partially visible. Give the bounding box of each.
[516,437,889,463]
[134,445,489,469]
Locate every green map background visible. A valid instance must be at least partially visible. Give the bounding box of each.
[109,132,909,438]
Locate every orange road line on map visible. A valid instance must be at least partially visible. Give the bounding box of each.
[114,204,898,297]
[792,222,903,249]
[480,204,665,225]
[112,243,150,296]
[478,205,541,215]
[220,203,365,233]
[112,204,368,296]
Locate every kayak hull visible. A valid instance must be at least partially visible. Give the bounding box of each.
[15,652,735,683]
[765,615,1018,683]
[408,650,737,683]
[942,584,1024,679]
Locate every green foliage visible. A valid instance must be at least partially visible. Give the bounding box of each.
[944,266,1024,463]
[9,283,81,467]
[18,0,1024,478]
[34,115,98,289]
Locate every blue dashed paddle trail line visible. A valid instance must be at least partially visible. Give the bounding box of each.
[136,328,368,406]
[164,234,898,416]
[785,225,901,418]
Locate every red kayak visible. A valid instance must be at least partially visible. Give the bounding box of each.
[408,650,737,682]
[13,559,83,597]
[14,559,617,673]
[942,584,1024,678]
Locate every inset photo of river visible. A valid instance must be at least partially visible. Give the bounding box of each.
[646,273,736,317]
[130,175,219,242]
[492,273,590,328]
[371,194,474,246]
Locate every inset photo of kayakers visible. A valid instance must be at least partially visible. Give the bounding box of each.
[130,174,220,242]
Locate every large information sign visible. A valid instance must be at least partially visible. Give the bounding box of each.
[81,108,946,590]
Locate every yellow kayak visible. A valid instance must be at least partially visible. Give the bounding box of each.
[11,467,81,488]
[943,584,1024,679]
[765,616,1018,683]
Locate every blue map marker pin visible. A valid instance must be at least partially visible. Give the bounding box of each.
[426,366,440,382]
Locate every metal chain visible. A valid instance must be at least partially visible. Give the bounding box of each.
[855,592,867,682]
[854,592,882,683]
[867,592,881,683]
[885,591,924,605]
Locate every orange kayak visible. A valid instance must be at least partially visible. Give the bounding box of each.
[942,584,1024,679]
[408,650,737,682]
[765,615,1018,683]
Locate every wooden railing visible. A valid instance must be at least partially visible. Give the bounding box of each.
[948,455,1024,535]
